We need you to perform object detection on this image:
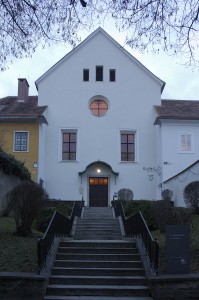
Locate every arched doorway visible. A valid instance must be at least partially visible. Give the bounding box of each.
[78,161,119,207]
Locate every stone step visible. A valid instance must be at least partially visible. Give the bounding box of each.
[78,216,118,223]
[83,211,113,219]
[51,267,145,277]
[75,226,121,231]
[83,207,113,219]
[84,207,112,212]
[44,210,152,300]
[82,215,114,219]
[74,228,121,236]
[58,247,138,254]
[76,221,119,224]
[74,216,122,239]
[76,218,118,223]
[74,235,122,240]
[59,241,137,248]
[75,222,120,227]
[54,260,142,268]
[75,221,120,227]
[49,275,147,286]
[44,296,153,300]
[45,284,151,297]
[56,253,141,261]
[75,226,121,230]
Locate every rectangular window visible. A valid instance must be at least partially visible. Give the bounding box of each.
[121,132,135,161]
[109,69,116,82]
[179,133,192,152]
[96,66,103,81]
[14,131,28,152]
[62,131,77,161]
[83,69,89,81]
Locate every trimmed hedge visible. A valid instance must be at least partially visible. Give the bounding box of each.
[124,200,158,230]
[124,200,192,232]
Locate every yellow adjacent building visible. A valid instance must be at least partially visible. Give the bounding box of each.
[0,79,47,182]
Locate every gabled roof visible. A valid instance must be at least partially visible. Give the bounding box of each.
[35,27,165,92]
[154,99,199,124]
[164,160,199,183]
[0,96,47,124]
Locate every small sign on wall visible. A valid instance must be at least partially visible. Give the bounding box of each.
[166,225,190,274]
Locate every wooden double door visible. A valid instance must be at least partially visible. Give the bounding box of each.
[89,177,108,207]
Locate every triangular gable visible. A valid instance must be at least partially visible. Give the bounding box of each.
[164,160,199,183]
[35,27,165,92]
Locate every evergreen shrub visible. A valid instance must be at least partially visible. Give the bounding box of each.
[124,200,158,230]
[0,149,31,180]
[35,203,72,232]
[184,181,199,214]
[152,201,192,232]
[6,180,48,236]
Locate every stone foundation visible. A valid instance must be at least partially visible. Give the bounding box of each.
[149,274,199,300]
[0,272,46,300]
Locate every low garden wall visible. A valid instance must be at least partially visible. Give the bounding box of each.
[149,274,199,300]
[0,272,46,300]
[1,272,198,300]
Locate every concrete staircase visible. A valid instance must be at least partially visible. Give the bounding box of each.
[44,207,153,300]
[74,207,122,240]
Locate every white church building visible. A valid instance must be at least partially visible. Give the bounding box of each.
[35,28,199,207]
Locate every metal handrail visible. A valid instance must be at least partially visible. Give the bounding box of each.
[37,200,84,274]
[112,199,159,275]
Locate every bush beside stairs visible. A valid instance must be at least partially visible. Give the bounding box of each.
[44,207,153,300]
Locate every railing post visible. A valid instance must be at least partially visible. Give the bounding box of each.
[37,237,42,275]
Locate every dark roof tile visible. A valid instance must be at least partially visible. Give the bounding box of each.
[0,96,47,121]
[154,99,199,124]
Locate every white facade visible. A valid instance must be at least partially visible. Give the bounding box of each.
[159,120,199,182]
[157,119,199,206]
[36,28,165,206]
[163,161,199,207]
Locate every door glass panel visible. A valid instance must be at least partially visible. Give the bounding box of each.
[89,177,108,207]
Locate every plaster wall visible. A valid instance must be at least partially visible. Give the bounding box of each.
[160,121,199,182]
[0,123,39,181]
[37,31,163,201]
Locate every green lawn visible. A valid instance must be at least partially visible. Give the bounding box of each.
[152,215,199,274]
[0,215,199,274]
[0,217,41,273]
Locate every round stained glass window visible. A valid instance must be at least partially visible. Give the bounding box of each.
[90,99,108,117]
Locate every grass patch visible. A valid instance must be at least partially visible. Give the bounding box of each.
[152,214,199,274]
[0,217,41,273]
[1,213,199,274]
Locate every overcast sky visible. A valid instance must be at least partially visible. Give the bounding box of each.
[0,25,198,100]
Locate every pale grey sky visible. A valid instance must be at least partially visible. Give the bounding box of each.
[0,26,198,100]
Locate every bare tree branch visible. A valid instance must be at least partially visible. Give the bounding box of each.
[0,0,199,69]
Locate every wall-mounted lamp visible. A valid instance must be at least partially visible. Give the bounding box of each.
[113,192,118,200]
[33,161,38,168]
[97,168,101,173]
[148,174,154,181]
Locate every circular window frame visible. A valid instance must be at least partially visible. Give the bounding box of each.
[89,96,109,117]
